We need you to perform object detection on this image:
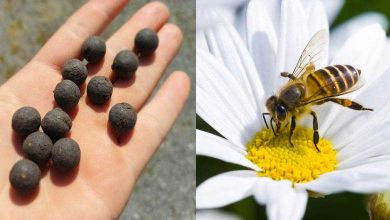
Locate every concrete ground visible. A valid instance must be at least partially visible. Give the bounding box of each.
[0,0,195,219]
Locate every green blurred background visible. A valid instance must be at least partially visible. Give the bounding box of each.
[197,0,390,219]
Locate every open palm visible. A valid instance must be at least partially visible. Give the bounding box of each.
[0,1,190,219]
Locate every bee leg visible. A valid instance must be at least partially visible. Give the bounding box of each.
[328,98,373,111]
[311,111,321,152]
[262,113,270,129]
[289,116,296,147]
[270,117,277,136]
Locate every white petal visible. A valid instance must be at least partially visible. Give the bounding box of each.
[247,0,281,37]
[196,49,262,146]
[299,160,390,194]
[303,0,330,38]
[321,0,344,24]
[196,130,260,171]
[336,120,390,167]
[196,31,209,53]
[252,179,308,220]
[339,145,390,170]
[201,10,265,113]
[246,0,279,96]
[320,24,386,135]
[375,39,390,75]
[196,0,248,31]
[233,1,249,40]
[330,12,388,59]
[275,0,309,89]
[331,24,386,79]
[196,210,242,220]
[196,170,259,209]
[303,0,330,69]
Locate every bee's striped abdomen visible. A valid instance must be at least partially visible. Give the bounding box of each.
[306,64,360,97]
[334,65,360,88]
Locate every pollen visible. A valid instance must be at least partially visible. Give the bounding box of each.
[246,126,337,183]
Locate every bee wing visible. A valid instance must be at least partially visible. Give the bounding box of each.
[300,77,365,106]
[290,29,328,80]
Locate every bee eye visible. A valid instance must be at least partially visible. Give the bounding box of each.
[266,96,277,111]
[276,105,287,121]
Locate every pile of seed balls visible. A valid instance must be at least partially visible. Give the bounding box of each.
[9,28,158,194]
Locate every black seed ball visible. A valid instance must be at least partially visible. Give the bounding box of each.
[54,80,81,110]
[12,106,41,136]
[87,76,113,105]
[111,50,139,79]
[41,108,72,140]
[62,59,88,86]
[109,103,137,134]
[9,159,41,194]
[81,36,106,64]
[23,132,53,164]
[52,138,80,172]
[134,28,159,56]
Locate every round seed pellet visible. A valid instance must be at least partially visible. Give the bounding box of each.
[9,159,41,194]
[52,138,80,172]
[41,108,72,140]
[87,76,113,105]
[54,80,81,110]
[81,36,106,64]
[62,59,88,86]
[23,131,53,164]
[111,50,139,79]
[12,106,41,136]
[109,103,137,134]
[134,28,159,56]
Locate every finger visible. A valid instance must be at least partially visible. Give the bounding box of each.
[34,0,129,68]
[87,2,170,76]
[107,1,170,52]
[119,71,190,178]
[112,24,183,109]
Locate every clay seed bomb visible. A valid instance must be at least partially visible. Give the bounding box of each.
[41,108,72,140]
[54,80,81,110]
[62,59,88,86]
[12,106,41,136]
[23,131,53,165]
[112,50,139,79]
[9,159,41,194]
[87,76,113,105]
[81,36,106,64]
[109,103,137,135]
[134,28,159,56]
[52,138,81,172]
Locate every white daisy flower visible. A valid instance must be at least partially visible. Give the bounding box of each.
[196,0,390,219]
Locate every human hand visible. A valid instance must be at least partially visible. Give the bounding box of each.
[0,0,190,219]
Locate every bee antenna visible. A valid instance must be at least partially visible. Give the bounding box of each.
[262,113,270,129]
[281,72,289,77]
[281,72,296,80]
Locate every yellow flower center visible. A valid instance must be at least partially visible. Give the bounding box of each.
[246,126,337,183]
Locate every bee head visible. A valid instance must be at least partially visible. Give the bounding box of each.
[266,95,287,123]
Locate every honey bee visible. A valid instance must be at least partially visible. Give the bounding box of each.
[263,29,373,152]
